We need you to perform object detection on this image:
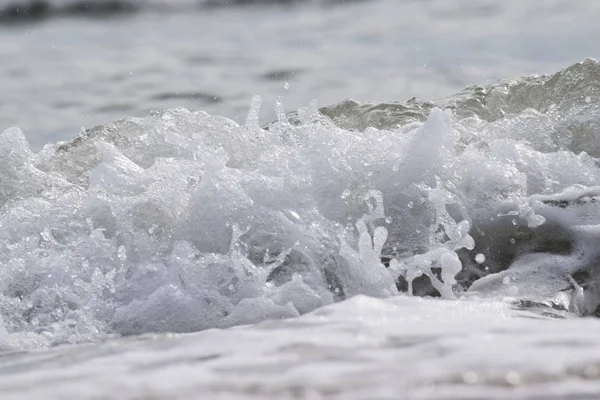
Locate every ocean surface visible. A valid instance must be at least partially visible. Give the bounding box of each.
[3,1,600,399]
[2,0,600,148]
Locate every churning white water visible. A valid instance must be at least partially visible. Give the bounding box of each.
[3,60,600,398]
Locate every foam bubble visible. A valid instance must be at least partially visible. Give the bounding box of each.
[4,61,600,348]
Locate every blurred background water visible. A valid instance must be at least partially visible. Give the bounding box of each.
[5,4,600,397]
[1,0,600,149]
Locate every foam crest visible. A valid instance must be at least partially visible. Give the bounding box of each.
[3,61,600,348]
[0,98,477,348]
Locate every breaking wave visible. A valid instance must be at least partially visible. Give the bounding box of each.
[2,59,600,349]
[0,0,356,22]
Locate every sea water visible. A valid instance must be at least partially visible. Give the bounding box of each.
[3,59,600,398]
[2,0,600,146]
[3,1,600,399]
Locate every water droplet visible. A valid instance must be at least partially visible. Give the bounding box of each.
[586,96,591,103]
[407,201,414,209]
[512,219,517,226]
[475,253,485,264]
[510,238,516,244]
[341,189,351,199]
[288,210,301,221]
[502,276,511,285]
[284,81,290,90]
[505,371,520,385]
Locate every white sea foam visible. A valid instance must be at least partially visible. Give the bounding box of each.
[0,99,467,348]
[3,296,600,400]
[3,61,600,352]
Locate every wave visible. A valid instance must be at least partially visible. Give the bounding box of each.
[1,59,600,349]
[0,0,359,23]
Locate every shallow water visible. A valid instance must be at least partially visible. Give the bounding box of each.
[4,296,600,400]
[3,1,600,399]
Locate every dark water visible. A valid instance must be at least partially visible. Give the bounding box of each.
[1,0,600,148]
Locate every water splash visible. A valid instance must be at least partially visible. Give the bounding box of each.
[4,61,600,349]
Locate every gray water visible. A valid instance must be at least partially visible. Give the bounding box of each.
[2,0,600,149]
[5,2,600,399]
